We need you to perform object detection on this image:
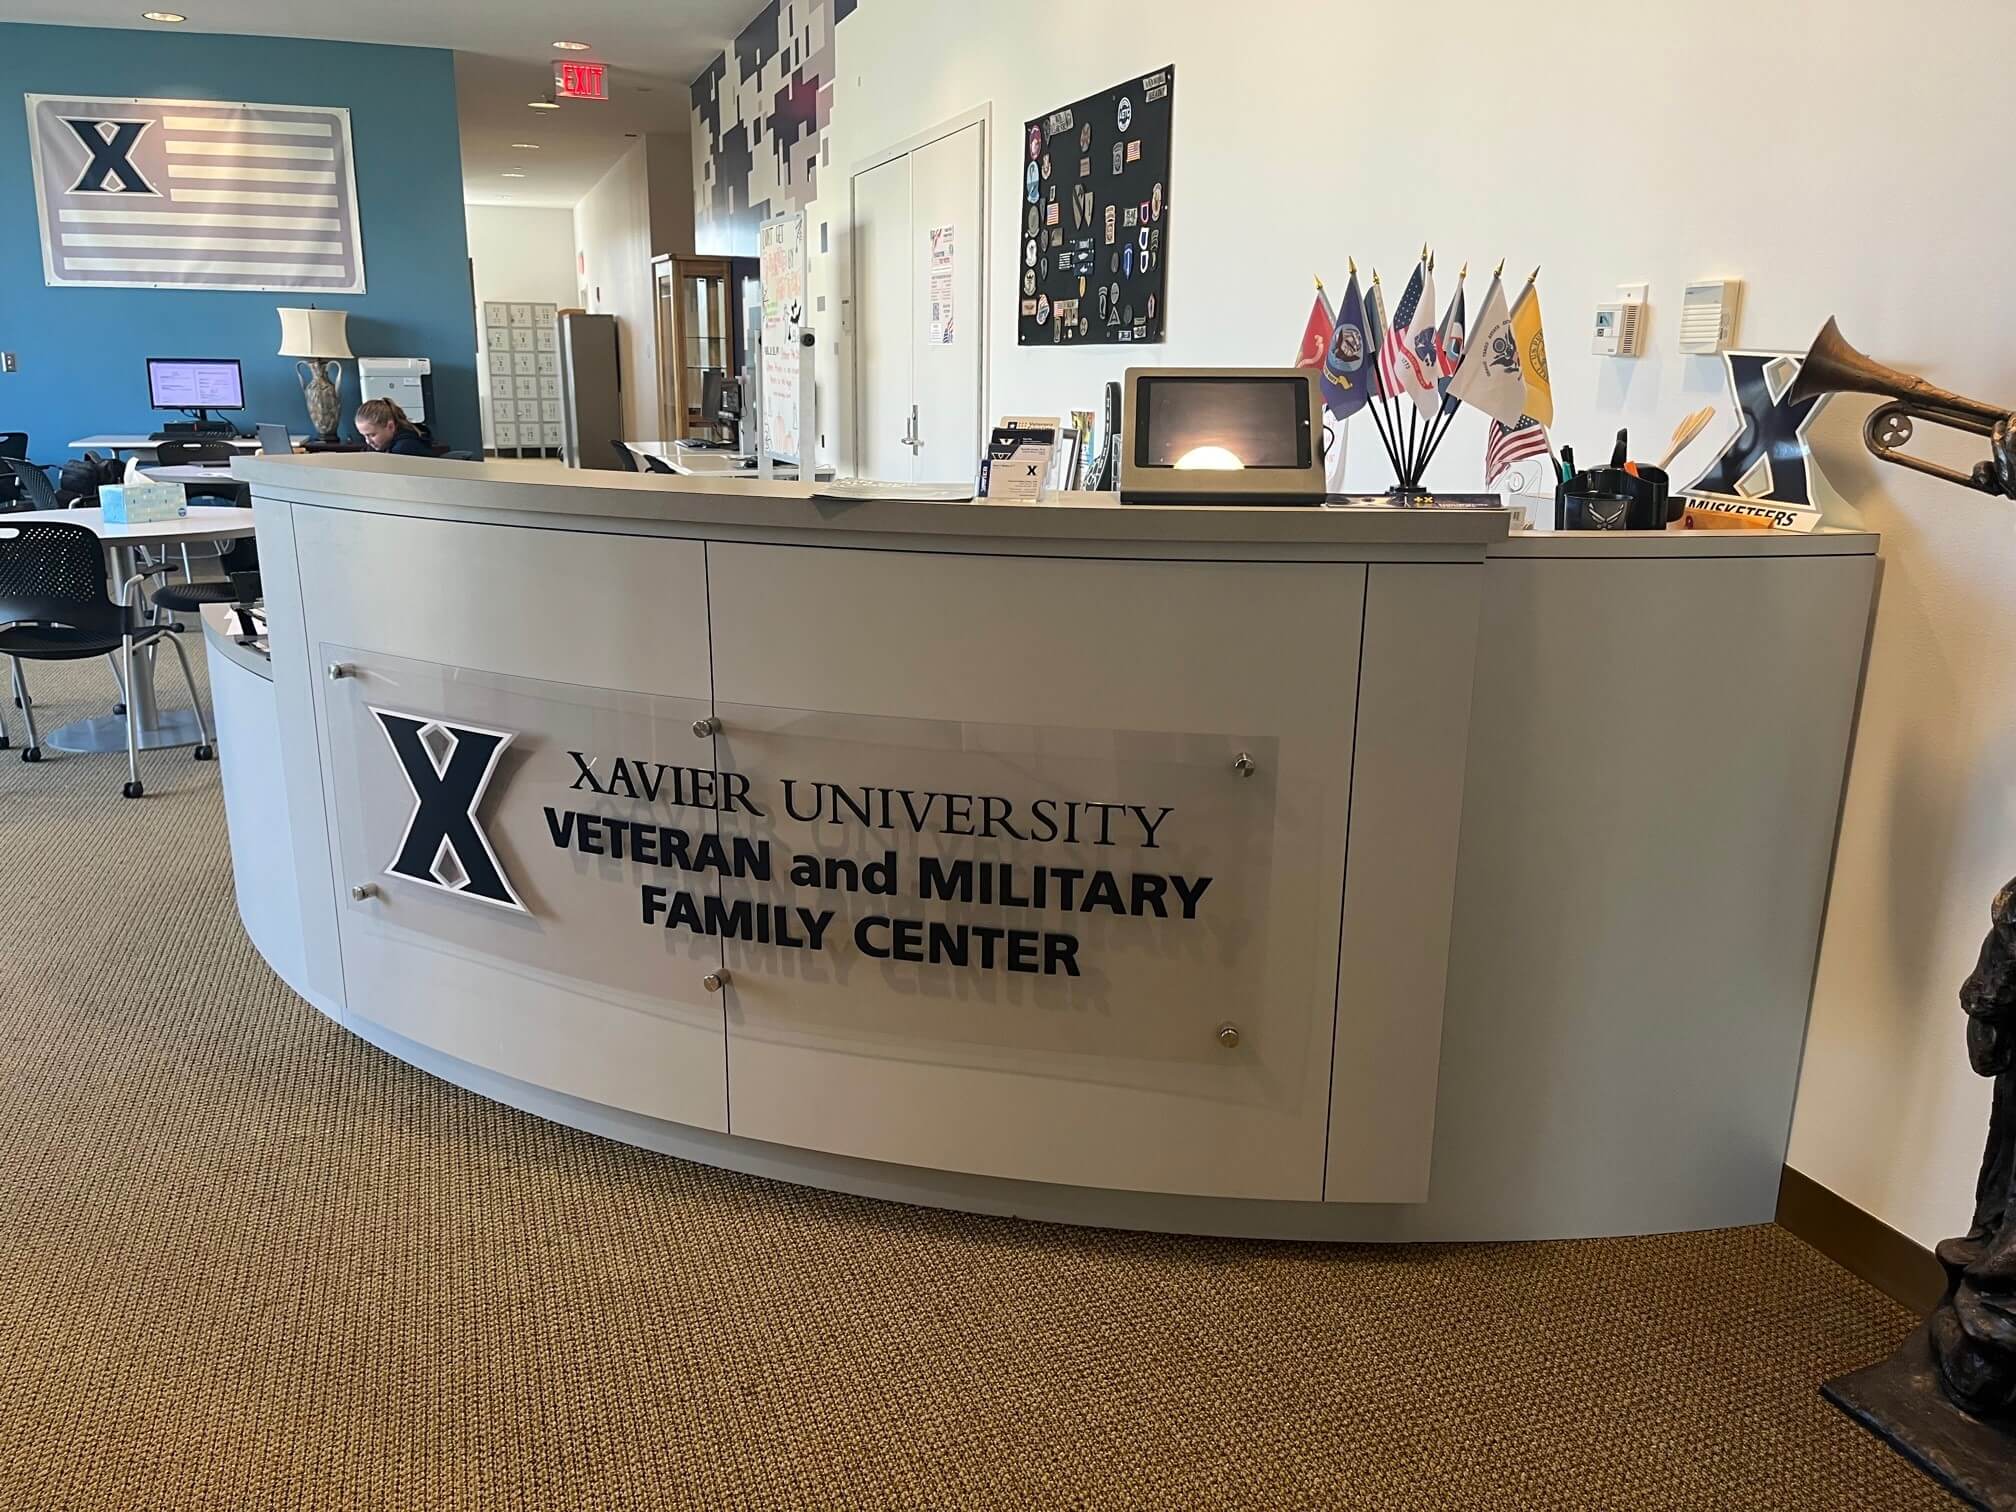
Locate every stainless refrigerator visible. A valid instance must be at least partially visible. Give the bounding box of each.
[558,313,623,469]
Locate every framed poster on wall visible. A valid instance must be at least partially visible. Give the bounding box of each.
[1017,66,1172,347]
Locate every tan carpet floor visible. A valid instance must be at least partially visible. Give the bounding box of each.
[0,651,1960,1510]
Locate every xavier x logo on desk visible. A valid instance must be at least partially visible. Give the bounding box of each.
[372,708,526,912]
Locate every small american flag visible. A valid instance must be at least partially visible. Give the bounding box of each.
[1378,262,1434,397]
[29,95,364,293]
[1485,414,1552,486]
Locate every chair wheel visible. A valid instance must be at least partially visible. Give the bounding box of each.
[0,735,8,750]
[194,744,214,761]
[113,703,126,717]
[122,780,144,799]
[21,746,40,763]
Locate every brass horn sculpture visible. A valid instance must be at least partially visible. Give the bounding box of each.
[1787,317,2016,496]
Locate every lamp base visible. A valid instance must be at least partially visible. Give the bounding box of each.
[296,358,343,441]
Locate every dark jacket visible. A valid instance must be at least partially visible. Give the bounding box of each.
[382,427,436,457]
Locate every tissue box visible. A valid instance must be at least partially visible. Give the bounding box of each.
[99,481,188,524]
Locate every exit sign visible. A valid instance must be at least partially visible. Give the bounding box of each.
[554,60,608,100]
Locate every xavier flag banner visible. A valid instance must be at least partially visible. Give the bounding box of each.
[26,94,365,293]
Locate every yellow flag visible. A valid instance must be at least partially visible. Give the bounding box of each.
[1510,279,1553,427]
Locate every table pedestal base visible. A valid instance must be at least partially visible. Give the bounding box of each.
[47,709,208,754]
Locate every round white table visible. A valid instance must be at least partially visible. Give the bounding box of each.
[1,506,255,753]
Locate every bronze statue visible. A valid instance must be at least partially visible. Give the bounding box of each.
[1796,320,2016,1506]
[1936,879,2016,1417]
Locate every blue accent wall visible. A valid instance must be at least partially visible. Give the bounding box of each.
[0,24,477,456]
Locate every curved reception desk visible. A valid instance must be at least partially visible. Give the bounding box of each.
[211,455,1878,1241]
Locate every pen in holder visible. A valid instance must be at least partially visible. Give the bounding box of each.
[1556,464,1672,530]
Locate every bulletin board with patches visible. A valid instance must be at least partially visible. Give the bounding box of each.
[1018,65,1173,347]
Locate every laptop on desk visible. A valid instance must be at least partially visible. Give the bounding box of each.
[256,423,292,455]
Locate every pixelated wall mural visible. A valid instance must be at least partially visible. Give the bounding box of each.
[690,0,860,256]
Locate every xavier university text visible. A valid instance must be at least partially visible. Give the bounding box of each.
[565,753,1174,849]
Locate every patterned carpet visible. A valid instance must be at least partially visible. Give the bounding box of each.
[0,651,1959,1509]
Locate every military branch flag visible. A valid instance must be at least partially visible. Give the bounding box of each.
[1485,413,1552,486]
[1434,267,1467,408]
[1510,271,1553,427]
[1365,272,1390,399]
[1445,269,1527,427]
[1295,281,1335,371]
[1323,266,1377,419]
[1403,256,1443,419]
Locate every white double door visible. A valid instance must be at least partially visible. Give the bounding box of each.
[852,116,985,484]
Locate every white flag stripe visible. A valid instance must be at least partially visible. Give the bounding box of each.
[61,208,342,231]
[63,234,344,254]
[160,115,333,137]
[168,164,339,185]
[63,257,353,277]
[172,188,339,207]
[165,140,336,162]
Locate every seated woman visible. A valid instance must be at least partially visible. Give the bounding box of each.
[354,398,438,456]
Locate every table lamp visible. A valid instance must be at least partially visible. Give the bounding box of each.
[276,307,353,441]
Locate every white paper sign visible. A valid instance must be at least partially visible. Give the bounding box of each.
[928,224,955,345]
[758,212,806,461]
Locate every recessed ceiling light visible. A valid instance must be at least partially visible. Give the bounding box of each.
[552,39,590,50]
[527,98,560,110]
[510,142,542,149]
[501,171,526,178]
[141,9,186,20]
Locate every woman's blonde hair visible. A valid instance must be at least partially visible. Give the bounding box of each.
[355,397,411,430]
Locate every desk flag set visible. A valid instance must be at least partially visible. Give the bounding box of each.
[1295,249,1553,494]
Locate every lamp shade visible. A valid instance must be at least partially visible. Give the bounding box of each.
[276,306,352,359]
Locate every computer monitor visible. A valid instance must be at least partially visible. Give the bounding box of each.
[146,358,246,426]
[1118,367,1325,505]
[700,368,726,420]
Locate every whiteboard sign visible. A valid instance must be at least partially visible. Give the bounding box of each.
[759,212,806,463]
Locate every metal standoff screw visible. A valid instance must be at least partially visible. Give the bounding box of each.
[692,716,721,738]
[1218,1023,1241,1049]
[326,662,354,680]
[702,970,729,993]
[1232,751,1257,778]
[350,882,378,901]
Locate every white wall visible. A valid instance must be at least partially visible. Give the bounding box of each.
[808,0,2016,1247]
[466,204,578,451]
[575,143,658,443]
[573,136,696,444]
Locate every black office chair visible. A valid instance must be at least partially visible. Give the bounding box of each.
[151,530,260,623]
[0,518,211,795]
[0,434,25,507]
[641,453,676,474]
[611,441,640,472]
[4,457,60,511]
[152,438,236,468]
[440,450,478,462]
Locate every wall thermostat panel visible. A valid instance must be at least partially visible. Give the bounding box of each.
[1592,301,1646,357]
[1680,280,1743,354]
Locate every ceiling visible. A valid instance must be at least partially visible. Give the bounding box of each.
[0,0,757,206]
